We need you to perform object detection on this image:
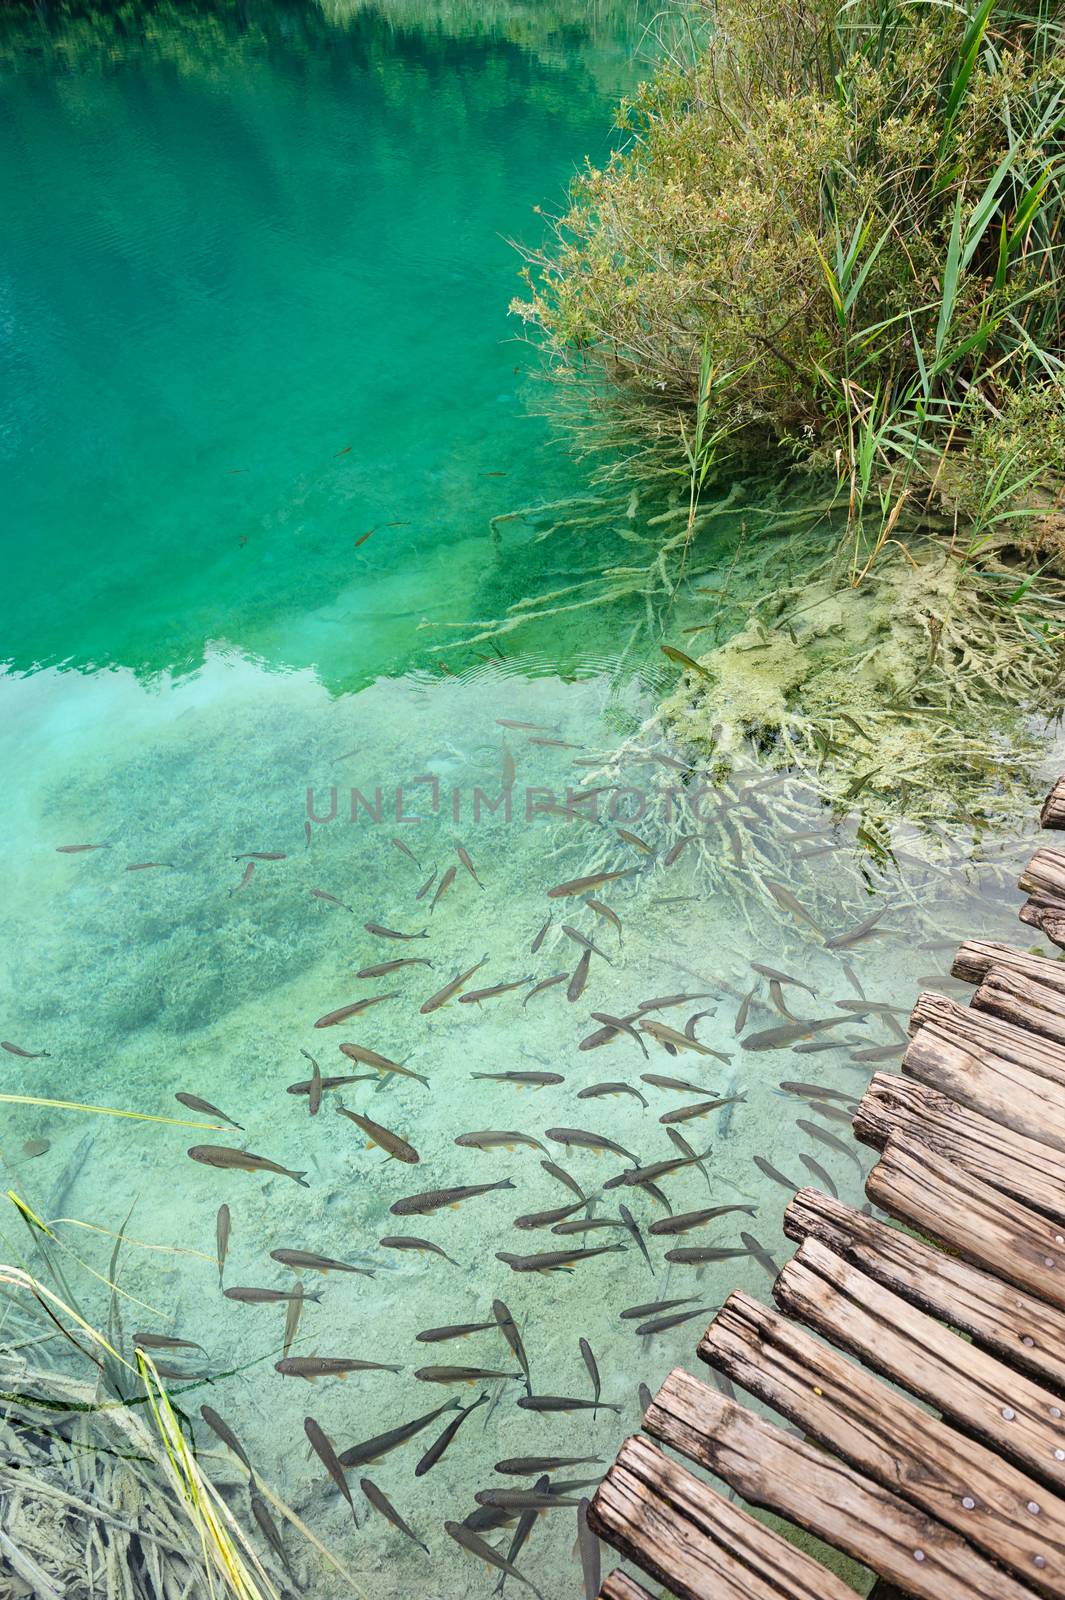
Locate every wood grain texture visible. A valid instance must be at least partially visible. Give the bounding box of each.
[903,1026,1065,1151]
[866,1136,1065,1312]
[1022,850,1065,902]
[646,1365,1040,1600]
[698,1291,1065,1595]
[776,1237,1065,1494]
[1043,778,1065,831]
[786,1186,1065,1390]
[597,1572,656,1600]
[974,969,1065,1050]
[910,990,1065,1081]
[852,1071,1065,1222]
[588,1433,855,1600]
[953,941,1065,996]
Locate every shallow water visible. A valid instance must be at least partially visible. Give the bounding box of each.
[2,4,1064,1598]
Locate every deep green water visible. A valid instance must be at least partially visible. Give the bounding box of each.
[1,5,1063,1599]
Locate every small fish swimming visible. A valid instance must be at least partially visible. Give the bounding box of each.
[547,869,639,899]
[545,1127,639,1163]
[56,843,108,853]
[797,1116,864,1173]
[391,838,420,865]
[234,851,286,861]
[586,899,622,939]
[659,1095,745,1125]
[340,1399,462,1468]
[230,862,255,895]
[497,1246,626,1274]
[276,1356,401,1380]
[311,888,353,912]
[799,1152,838,1196]
[339,1043,429,1088]
[531,918,551,954]
[741,1231,780,1280]
[541,1160,586,1201]
[587,1013,649,1057]
[515,1200,587,1230]
[664,1246,752,1265]
[415,1390,490,1477]
[648,1204,757,1236]
[471,1069,564,1088]
[379,1235,460,1266]
[458,977,534,1004]
[754,1155,801,1191]
[224,1286,323,1305]
[523,973,569,1005]
[616,827,655,856]
[187,1146,308,1187]
[415,868,438,901]
[133,1331,208,1355]
[306,1416,358,1525]
[431,866,457,912]
[390,1180,515,1216]
[416,1321,496,1343]
[494,1455,604,1475]
[493,1298,532,1394]
[315,995,400,1027]
[270,1248,375,1276]
[578,1082,647,1109]
[567,949,592,1002]
[444,1520,544,1599]
[660,644,711,679]
[199,1405,253,1477]
[215,1203,230,1286]
[620,1296,699,1321]
[603,1145,711,1189]
[640,1072,714,1095]
[516,1395,620,1414]
[824,908,888,949]
[741,1017,851,1051]
[361,1477,429,1554]
[617,1204,654,1275]
[1,1041,50,1059]
[287,1072,348,1098]
[639,1020,730,1061]
[364,922,429,940]
[420,956,489,1015]
[355,958,433,977]
[415,1366,522,1385]
[454,1130,547,1154]
[562,926,613,963]
[336,1102,420,1164]
[636,1304,717,1336]
[175,1093,242,1130]
[456,843,483,888]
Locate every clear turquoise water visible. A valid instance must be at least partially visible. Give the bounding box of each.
[1,5,1063,1598]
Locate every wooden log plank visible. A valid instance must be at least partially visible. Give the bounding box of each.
[903,1026,1065,1152]
[1022,849,1065,902]
[1020,897,1065,951]
[588,1434,855,1600]
[866,1136,1065,1313]
[910,990,1065,1083]
[598,1572,655,1600]
[784,1186,1065,1392]
[775,1237,1065,1495]
[699,1291,1065,1595]
[974,969,1065,1051]
[1043,777,1065,831]
[646,1365,1040,1600]
[953,940,1065,996]
[852,1071,1065,1223]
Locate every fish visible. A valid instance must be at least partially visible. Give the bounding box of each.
[620,1296,698,1321]
[306,1416,358,1525]
[567,949,592,1002]
[336,1103,420,1164]
[640,1073,715,1095]
[456,844,483,888]
[340,1398,462,1468]
[287,1073,348,1098]
[187,1146,308,1187]
[231,862,255,895]
[1,1042,50,1059]
[21,1140,49,1157]
[364,922,429,940]
[734,987,755,1035]
[684,1009,719,1042]
[850,1043,903,1062]
[528,737,583,749]
[355,958,433,977]
[415,1391,490,1477]
[551,1218,626,1236]
[175,1093,242,1130]
[578,1498,601,1600]
[444,1520,544,1598]
[497,1246,626,1274]
[578,1016,637,1052]
[561,926,613,964]
[797,1116,863,1173]
[835,998,908,1016]
[492,1299,532,1394]
[577,1082,648,1108]
[379,1235,460,1266]
[415,1366,522,1385]
[390,1180,515,1216]
[494,1456,604,1475]
[664,1247,753,1265]
[586,1013,648,1058]
[516,1396,620,1414]
[545,1127,639,1163]
[799,1153,838,1196]
[604,1145,712,1189]
[475,1489,581,1511]
[454,1130,547,1154]
[314,995,400,1027]
[778,1082,854,1103]
[541,1160,586,1202]
[392,838,420,865]
[304,821,312,848]
[586,899,622,939]
[639,993,720,1015]
[806,1100,853,1125]
[765,881,823,934]
[522,973,569,1005]
[824,908,887,948]
[270,1248,375,1277]
[741,1017,851,1051]
[635,1305,718,1337]
[276,1356,401,1380]
[660,644,712,679]
[639,1020,730,1061]
[666,1128,713,1192]
[311,888,353,912]
[664,835,697,866]
[742,1231,780,1280]
[768,980,801,1020]
[250,1494,295,1580]
[531,918,551,954]
[133,1332,208,1355]
[420,956,489,1014]
[515,1201,587,1230]
[546,869,639,899]
[616,827,655,856]
[618,1204,654,1275]
[458,977,535,1004]
[659,1095,745,1125]
[753,1155,801,1191]
[215,1204,230,1286]
[360,1477,430,1556]
[471,1069,564,1088]
[234,852,286,861]
[282,1285,305,1358]
[431,866,457,912]
[647,1205,757,1236]
[126,862,173,870]
[637,1383,654,1412]
[199,1407,254,1479]
[55,843,108,853]
[751,962,817,997]
[416,1321,496,1343]
[497,720,557,731]
[223,1287,323,1305]
[415,869,438,901]
[307,1054,323,1115]
[339,1043,429,1088]
[496,1475,547,1580]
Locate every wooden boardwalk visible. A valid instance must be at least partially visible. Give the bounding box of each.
[590,774,1065,1600]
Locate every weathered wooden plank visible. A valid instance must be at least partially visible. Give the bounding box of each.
[589,1433,855,1600]
[776,1237,1065,1495]
[866,1136,1065,1313]
[1022,849,1065,902]
[646,1365,1040,1600]
[785,1186,1065,1391]
[1020,897,1065,950]
[853,1071,1065,1222]
[910,990,1065,1082]
[974,968,1065,1050]
[699,1291,1065,1595]
[903,1027,1065,1152]
[953,940,1065,996]
[597,1572,655,1600]
[1043,777,1065,831]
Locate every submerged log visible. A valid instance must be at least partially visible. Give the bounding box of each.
[598,1573,655,1600]
[1021,896,1065,950]
[776,1236,1065,1495]
[589,1433,855,1600]
[952,940,1065,994]
[646,1365,1039,1600]
[785,1186,1065,1390]
[866,1136,1065,1312]
[1043,776,1065,830]
[699,1291,1065,1596]
[1021,847,1065,902]
[973,967,1065,1050]
[913,988,1065,1080]
[903,1026,1065,1151]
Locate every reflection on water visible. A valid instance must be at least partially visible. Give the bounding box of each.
[2,4,1064,1599]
